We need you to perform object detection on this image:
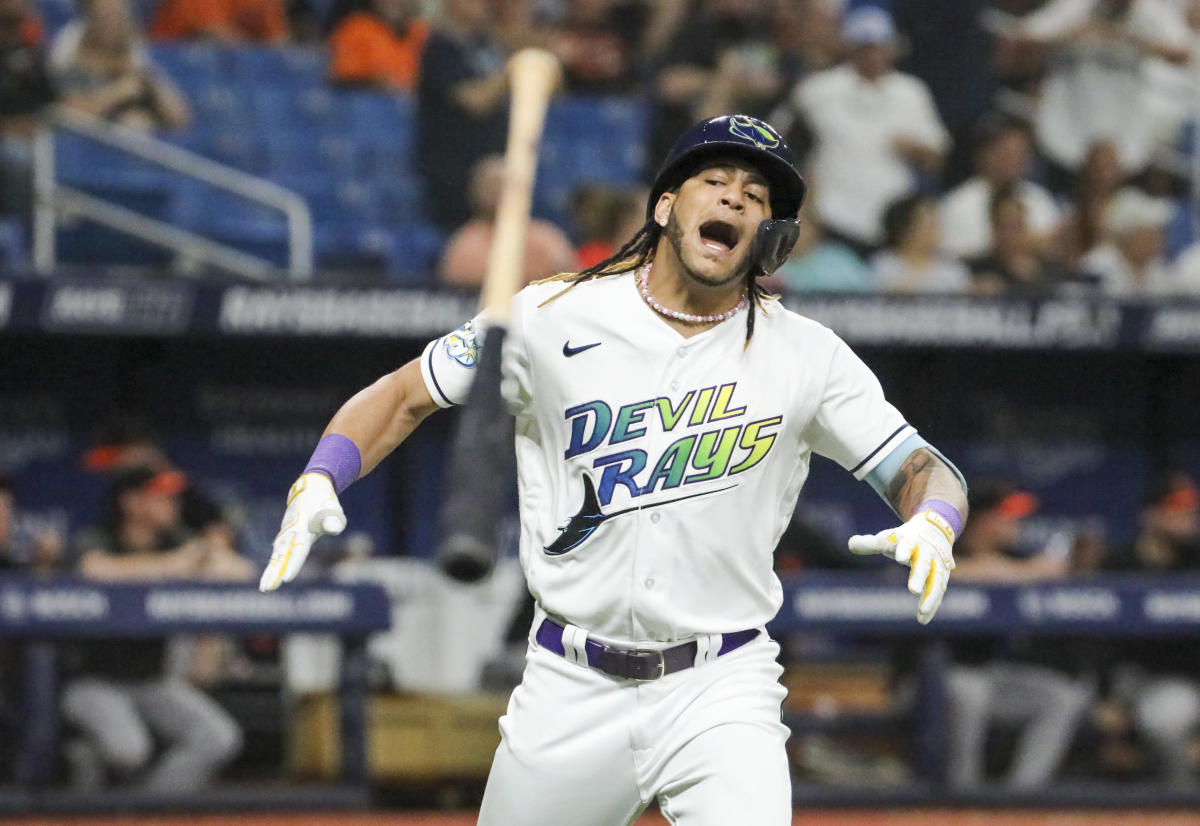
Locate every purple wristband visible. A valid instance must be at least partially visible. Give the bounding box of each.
[304,434,362,495]
[917,499,963,538]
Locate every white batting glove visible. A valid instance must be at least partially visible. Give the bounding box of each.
[259,472,347,592]
[847,509,957,625]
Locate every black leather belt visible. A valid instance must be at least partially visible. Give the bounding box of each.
[535,617,759,682]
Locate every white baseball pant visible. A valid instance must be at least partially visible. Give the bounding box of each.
[477,615,792,826]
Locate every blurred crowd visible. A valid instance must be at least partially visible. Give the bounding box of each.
[2,0,1200,294]
[775,471,1200,790]
[0,424,260,794]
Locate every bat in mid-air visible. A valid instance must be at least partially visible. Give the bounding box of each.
[436,49,562,583]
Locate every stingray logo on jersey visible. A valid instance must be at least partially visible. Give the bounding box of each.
[728,116,780,150]
[443,320,479,367]
[546,383,782,554]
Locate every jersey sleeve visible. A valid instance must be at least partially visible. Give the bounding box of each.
[419,315,487,408]
[418,292,535,411]
[804,336,916,480]
[500,289,535,416]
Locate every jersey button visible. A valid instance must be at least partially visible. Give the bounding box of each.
[644,578,655,589]
[676,347,687,358]
[670,380,680,390]
[650,512,661,524]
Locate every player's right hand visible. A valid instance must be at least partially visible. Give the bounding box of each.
[847,509,956,625]
[259,472,346,592]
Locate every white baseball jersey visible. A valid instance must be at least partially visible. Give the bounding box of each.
[420,270,914,644]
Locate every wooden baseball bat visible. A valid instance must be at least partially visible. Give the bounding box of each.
[479,48,563,321]
[436,49,561,582]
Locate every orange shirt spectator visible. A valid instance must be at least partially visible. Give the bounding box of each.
[329,1,428,91]
[150,0,287,44]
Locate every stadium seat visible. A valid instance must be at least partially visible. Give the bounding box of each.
[148,43,230,96]
[231,47,327,89]
[375,174,425,224]
[170,180,288,234]
[338,91,414,148]
[314,225,391,274]
[55,133,145,185]
[34,0,76,39]
[57,176,174,269]
[207,219,291,268]
[385,224,444,285]
[253,86,337,129]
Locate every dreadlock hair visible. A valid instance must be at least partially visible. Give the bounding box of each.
[537,216,773,346]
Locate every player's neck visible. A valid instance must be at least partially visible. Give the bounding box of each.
[642,255,745,334]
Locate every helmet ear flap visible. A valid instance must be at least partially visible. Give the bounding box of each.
[751,219,800,276]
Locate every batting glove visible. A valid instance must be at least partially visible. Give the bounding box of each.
[259,472,346,592]
[847,509,957,625]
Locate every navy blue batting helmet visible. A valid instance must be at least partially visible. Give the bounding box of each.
[647,114,807,221]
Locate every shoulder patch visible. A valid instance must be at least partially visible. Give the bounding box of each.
[443,320,479,367]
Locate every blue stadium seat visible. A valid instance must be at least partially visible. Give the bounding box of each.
[272,171,381,225]
[337,92,416,176]
[57,179,174,268]
[316,222,442,283]
[339,91,414,147]
[203,129,268,173]
[207,219,290,268]
[147,44,231,96]
[386,224,444,285]
[34,0,76,39]
[55,133,145,185]
[253,86,337,130]
[375,174,424,224]
[315,225,391,274]
[231,47,327,88]
[532,97,650,226]
[170,180,288,234]
[1166,197,1197,262]
[189,83,256,140]
[261,130,357,178]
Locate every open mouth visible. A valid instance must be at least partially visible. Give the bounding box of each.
[698,219,740,254]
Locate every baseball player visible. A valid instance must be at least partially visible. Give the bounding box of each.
[260,114,968,825]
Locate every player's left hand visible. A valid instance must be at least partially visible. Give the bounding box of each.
[847,510,956,625]
[259,472,346,593]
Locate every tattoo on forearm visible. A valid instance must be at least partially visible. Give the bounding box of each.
[886,449,935,517]
[886,448,968,522]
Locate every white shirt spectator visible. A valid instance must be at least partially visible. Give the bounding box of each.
[789,64,950,245]
[871,251,970,294]
[940,179,1060,260]
[1079,187,1179,294]
[1169,241,1200,293]
[1080,242,1175,295]
[1021,0,1187,173]
[49,20,150,74]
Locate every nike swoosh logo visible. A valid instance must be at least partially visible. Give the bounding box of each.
[562,341,602,357]
[544,473,735,555]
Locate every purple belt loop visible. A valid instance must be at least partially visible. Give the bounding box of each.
[917,499,963,539]
[304,433,362,495]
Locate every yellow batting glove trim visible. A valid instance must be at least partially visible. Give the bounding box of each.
[286,476,307,506]
[921,568,938,603]
[265,534,298,591]
[923,510,955,544]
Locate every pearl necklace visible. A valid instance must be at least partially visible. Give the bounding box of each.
[637,264,746,325]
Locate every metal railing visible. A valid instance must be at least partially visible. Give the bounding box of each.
[32,107,313,281]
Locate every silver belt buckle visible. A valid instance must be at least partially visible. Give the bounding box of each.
[628,648,666,682]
